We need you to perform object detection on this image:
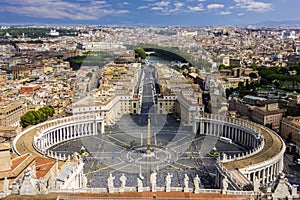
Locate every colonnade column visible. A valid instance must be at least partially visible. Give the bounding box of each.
[101,121,105,134]
[193,121,197,134]
[262,168,266,184]
[279,158,284,172]
[266,167,270,183]
[200,121,204,134]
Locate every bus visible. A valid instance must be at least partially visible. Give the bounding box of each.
[219,136,232,144]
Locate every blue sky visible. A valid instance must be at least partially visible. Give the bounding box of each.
[0,0,299,26]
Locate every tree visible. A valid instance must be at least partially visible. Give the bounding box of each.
[249,72,258,79]
[250,63,259,70]
[134,48,146,59]
[219,64,226,70]
[245,79,250,90]
[20,105,55,128]
[238,82,244,89]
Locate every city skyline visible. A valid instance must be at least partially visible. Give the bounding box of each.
[0,0,299,26]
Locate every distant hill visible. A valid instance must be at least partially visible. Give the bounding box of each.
[255,20,300,26]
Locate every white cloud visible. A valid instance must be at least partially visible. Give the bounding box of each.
[0,0,129,20]
[151,6,164,10]
[234,0,272,12]
[220,11,231,15]
[207,4,224,9]
[137,5,149,10]
[92,1,107,5]
[237,12,244,16]
[188,4,204,12]
[154,1,170,7]
[174,2,184,9]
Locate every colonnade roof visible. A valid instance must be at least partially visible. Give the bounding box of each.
[14,122,64,167]
[15,126,43,158]
[223,126,282,170]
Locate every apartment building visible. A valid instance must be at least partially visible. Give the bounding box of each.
[0,101,26,126]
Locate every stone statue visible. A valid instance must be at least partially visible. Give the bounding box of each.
[193,174,200,193]
[184,173,189,188]
[150,171,157,192]
[137,176,143,192]
[19,169,38,195]
[12,182,19,195]
[107,173,115,192]
[165,173,172,192]
[82,174,88,189]
[137,177,143,187]
[183,173,189,192]
[38,180,48,194]
[222,176,228,191]
[120,173,127,188]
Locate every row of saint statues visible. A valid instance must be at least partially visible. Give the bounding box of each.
[107,171,204,193]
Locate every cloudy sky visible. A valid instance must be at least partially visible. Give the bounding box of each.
[0,0,298,26]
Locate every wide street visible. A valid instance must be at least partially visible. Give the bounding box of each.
[49,63,247,189]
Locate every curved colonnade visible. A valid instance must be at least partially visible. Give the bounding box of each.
[13,114,105,161]
[193,114,285,190]
[13,113,285,192]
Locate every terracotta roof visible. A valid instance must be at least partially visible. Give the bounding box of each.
[0,153,34,179]
[35,157,56,179]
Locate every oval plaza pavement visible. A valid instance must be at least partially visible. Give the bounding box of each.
[13,111,285,193]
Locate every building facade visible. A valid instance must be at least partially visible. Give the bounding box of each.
[281,116,300,148]
[0,102,26,127]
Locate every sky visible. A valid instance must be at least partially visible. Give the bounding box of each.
[0,0,299,26]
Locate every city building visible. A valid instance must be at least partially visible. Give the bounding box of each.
[229,95,285,130]
[281,116,300,150]
[0,101,26,127]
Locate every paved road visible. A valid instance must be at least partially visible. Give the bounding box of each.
[140,65,155,116]
[284,153,300,190]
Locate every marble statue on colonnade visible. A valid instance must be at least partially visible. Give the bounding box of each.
[119,173,127,192]
[107,173,115,193]
[137,175,143,192]
[150,170,157,192]
[222,176,228,194]
[184,173,189,192]
[193,174,200,194]
[165,173,172,192]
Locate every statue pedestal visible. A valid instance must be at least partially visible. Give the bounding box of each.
[194,189,200,194]
[184,187,189,192]
[137,187,143,192]
[221,189,227,194]
[108,187,114,193]
[151,187,157,192]
[165,186,170,192]
[119,187,125,193]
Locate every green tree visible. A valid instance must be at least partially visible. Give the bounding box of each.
[134,48,146,59]
[219,64,225,70]
[249,72,258,79]
[20,105,55,128]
